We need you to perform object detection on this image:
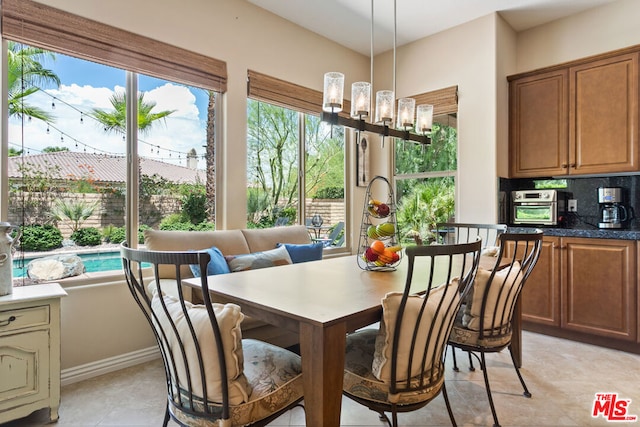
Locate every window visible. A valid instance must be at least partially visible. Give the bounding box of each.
[393,86,458,245]
[246,71,347,249]
[2,0,225,281]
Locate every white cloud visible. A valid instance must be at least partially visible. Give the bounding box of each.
[9,82,206,168]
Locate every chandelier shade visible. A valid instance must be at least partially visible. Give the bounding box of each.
[320,0,431,145]
[396,97,416,129]
[322,72,345,112]
[350,82,371,118]
[416,104,434,133]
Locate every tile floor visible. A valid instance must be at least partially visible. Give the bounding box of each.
[3,331,639,426]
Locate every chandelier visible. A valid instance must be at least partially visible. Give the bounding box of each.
[321,0,432,145]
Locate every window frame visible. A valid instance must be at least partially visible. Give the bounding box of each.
[1,0,225,249]
[247,71,350,253]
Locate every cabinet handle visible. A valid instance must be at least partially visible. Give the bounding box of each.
[569,163,576,168]
[561,163,568,169]
[0,315,16,327]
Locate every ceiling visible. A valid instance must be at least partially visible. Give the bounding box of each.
[248,0,618,55]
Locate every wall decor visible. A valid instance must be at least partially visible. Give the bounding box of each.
[357,135,370,187]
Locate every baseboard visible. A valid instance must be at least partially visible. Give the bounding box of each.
[61,346,160,387]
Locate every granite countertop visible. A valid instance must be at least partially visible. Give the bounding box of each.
[508,226,640,240]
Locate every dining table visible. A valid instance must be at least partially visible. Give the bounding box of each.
[184,253,519,427]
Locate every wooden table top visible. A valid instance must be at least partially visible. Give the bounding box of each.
[184,254,500,329]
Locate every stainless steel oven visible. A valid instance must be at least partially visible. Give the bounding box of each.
[512,189,566,226]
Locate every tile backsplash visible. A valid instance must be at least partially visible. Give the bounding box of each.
[499,176,640,230]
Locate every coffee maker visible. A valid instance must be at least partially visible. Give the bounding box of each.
[598,187,628,229]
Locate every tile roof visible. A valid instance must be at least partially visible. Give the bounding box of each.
[7,151,205,184]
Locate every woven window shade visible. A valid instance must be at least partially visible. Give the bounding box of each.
[1,0,227,92]
[248,70,351,117]
[410,86,458,116]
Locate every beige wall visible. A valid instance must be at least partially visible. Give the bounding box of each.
[516,0,640,72]
[371,14,504,223]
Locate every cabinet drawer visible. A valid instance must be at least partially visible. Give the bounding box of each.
[0,305,50,333]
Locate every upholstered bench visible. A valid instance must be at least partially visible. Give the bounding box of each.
[143,225,321,348]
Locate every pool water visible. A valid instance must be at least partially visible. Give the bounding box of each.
[13,251,125,278]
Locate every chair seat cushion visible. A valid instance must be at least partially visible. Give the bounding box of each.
[343,329,443,406]
[170,339,303,426]
[450,309,512,348]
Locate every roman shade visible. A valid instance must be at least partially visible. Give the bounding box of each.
[1,0,227,92]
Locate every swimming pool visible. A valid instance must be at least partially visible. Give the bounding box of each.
[13,251,125,278]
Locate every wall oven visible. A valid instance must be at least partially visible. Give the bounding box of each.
[512,189,567,226]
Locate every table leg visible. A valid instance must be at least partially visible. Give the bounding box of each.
[299,321,347,427]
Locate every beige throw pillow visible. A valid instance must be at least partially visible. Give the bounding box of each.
[150,288,249,405]
[372,280,460,382]
[464,262,522,331]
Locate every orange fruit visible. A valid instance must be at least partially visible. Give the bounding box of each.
[370,240,385,255]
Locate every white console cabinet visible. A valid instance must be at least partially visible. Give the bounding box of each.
[0,284,67,424]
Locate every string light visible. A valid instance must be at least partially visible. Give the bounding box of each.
[27,83,205,161]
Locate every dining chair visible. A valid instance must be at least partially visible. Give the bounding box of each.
[448,230,543,427]
[435,222,507,249]
[343,239,483,427]
[120,243,304,427]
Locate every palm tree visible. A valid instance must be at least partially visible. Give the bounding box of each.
[91,91,175,136]
[7,41,61,122]
[205,91,216,221]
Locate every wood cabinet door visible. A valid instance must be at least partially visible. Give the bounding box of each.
[509,70,568,177]
[569,53,639,174]
[519,236,561,326]
[562,237,636,341]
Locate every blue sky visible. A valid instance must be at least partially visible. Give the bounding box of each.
[9,50,209,168]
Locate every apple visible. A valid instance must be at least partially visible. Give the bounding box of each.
[364,247,378,262]
[376,203,390,217]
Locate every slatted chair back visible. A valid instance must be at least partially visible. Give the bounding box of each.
[389,240,482,396]
[121,243,304,427]
[436,222,507,249]
[448,229,543,427]
[342,239,482,427]
[476,230,543,341]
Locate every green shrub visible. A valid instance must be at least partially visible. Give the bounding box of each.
[193,222,216,231]
[71,227,102,246]
[182,190,207,224]
[313,187,344,199]
[107,226,126,244]
[20,225,63,251]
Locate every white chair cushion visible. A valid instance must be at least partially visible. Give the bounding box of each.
[170,339,303,426]
[372,280,460,382]
[150,289,249,405]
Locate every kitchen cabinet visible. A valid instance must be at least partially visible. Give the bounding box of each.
[509,70,568,178]
[520,236,636,344]
[0,284,67,424]
[519,236,561,327]
[509,50,639,178]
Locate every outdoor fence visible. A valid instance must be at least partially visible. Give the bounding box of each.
[8,192,345,239]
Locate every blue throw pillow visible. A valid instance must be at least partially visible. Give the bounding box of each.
[277,242,324,264]
[189,246,231,277]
